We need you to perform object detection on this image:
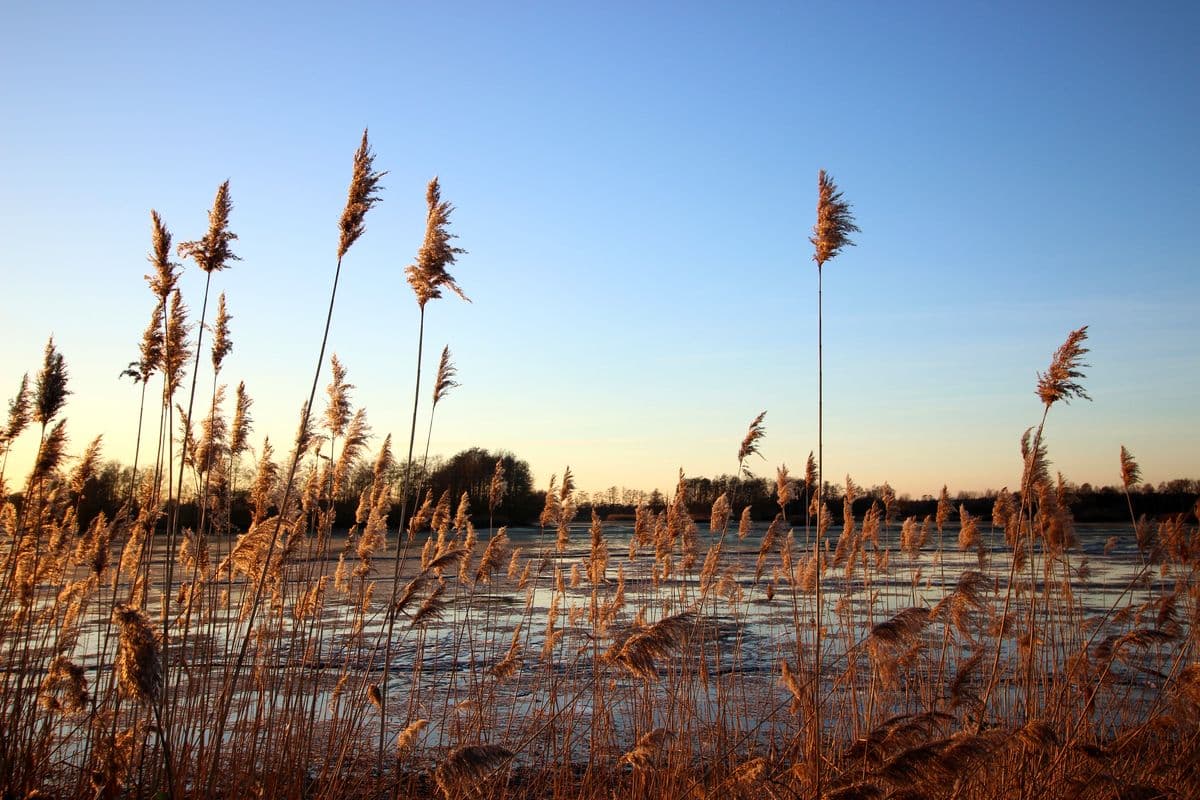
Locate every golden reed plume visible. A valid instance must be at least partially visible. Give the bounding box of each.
[1036,325,1090,407]
[432,345,460,407]
[811,169,859,268]
[337,129,386,260]
[737,411,767,475]
[406,177,468,308]
[178,180,240,274]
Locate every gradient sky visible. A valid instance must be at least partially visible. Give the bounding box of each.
[1,1,1197,499]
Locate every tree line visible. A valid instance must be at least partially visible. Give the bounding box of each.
[8,449,1196,530]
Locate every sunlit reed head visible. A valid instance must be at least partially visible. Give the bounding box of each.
[1036,325,1090,407]
[405,177,468,309]
[34,337,69,425]
[337,129,386,260]
[811,169,859,269]
[178,180,240,274]
[737,411,767,474]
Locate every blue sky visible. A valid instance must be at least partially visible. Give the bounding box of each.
[2,1,1197,498]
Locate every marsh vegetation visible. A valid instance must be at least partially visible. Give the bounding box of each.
[1,135,1197,799]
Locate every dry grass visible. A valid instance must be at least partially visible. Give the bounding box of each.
[0,152,1195,800]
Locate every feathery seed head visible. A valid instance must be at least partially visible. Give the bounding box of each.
[776,464,794,508]
[405,177,468,308]
[146,210,179,301]
[737,411,767,475]
[33,419,69,481]
[323,355,354,439]
[1119,445,1141,490]
[2,374,32,446]
[69,436,103,495]
[163,291,193,395]
[811,169,859,268]
[338,129,386,259]
[112,603,161,703]
[137,306,164,382]
[229,381,253,457]
[488,458,506,513]
[178,180,240,274]
[211,293,233,372]
[40,655,90,714]
[432,345,459,407]
[710,493,731,533]
[737,505,752,539]
[34,337,70,425]
[1036,326,1090,407]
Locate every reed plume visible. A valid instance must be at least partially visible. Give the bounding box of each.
[210,292,232,371]
[812,169,860,268]
[737,411,767,475]
[809,170,858,796]
[620,728,672,769]
[33,338,69,426]
[178,181,239,274]
[870,607,930,646]
[229,381,253,458]
[39,655,89,714]
[31,420,68,483]
[411,581,448,626]
[338,129,386,260]
[395,719,428,757]
[68,435,103,496]
[475,527,509,585]
[434,744,512,797]
[737,504,752,540]
[322,354,354,440]
[710,492,731,534]
[1036,326,1090,407]
[146,210,180,303]
[491,624,524,680]
[608,609,696,679]
[488,457,506,518]
[112,603,161,703]
[406,177,469,308]
[432,345,459,406]
[780,659,806,714]
[380,175,470,762]
[408,487,434,540]
[163,291,191,396]
[1120,445,1141,489]
[776,464,794,509]
[957,505,980,551]
[0,374,31,450]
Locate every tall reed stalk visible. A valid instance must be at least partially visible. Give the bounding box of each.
[158,185,238,778]
[378,177,469,764]
[204,131,383,791]
[808,168,857,794]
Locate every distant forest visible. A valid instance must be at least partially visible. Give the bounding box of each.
[7,445,1196,530]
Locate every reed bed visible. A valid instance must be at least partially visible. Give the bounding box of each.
[1,144,1197,800]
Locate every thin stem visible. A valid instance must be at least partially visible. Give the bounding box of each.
[378,304,426,766]
[976,405,1049,730]
[127,378,148,506]
[814,262,824,795]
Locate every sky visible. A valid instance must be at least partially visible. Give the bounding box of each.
[1,1,1197,500]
